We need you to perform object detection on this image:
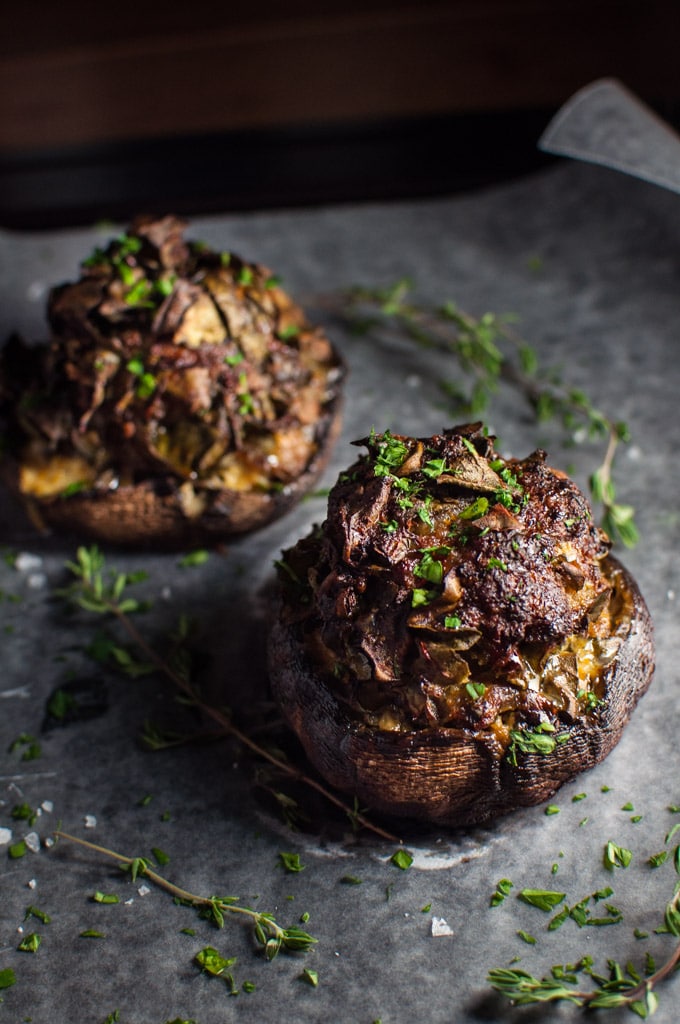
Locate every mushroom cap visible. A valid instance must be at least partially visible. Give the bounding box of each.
[268,555,653,827]
[2,388,343,548]
[267,426,654,827]
[0,216,345,547]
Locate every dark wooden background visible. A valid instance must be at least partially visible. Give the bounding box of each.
[2,1,679,227]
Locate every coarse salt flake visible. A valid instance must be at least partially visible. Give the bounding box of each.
[28,878,37,890]
[26,281,47,302]
[84,815,97,829]
[14,552,43,573]
[137,884,151,897]
[24,831,40,853]
[41,800,54,813]
[431,916,454,937]
[0,827,13,845]
[0,686,31,699]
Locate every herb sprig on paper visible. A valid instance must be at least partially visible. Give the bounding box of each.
[53,830,316,962]
[56,546,399,845]
[341,280,637,546]
[487,821,680,1017]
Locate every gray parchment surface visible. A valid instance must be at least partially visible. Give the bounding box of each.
[1,160,680,1024]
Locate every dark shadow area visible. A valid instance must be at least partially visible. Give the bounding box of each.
[0,109,557,230]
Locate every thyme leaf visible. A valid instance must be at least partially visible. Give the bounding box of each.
[507,722,564,766]
[390,849,413,871]
[518,889,566,912]
[56,547,400,845]
[54,831,317,962]
[342,282,637,546]
[604,842,633,871]
[278,852,305,874]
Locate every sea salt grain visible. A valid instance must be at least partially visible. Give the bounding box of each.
[24,832,41,853]
[431,916,454,937]
[138,884,151,897]
[14,552,43,573]
[28,879,37,890]
[0,686,31,699]
[41,800,54,813]
[26,281,47,302]
[0,827,13,845]
[84,815,97,829]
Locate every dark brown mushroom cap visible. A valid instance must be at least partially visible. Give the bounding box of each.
[268,555,654,827]
[0,217,345,547]
[0,385,343,548]
[267,426,654,827]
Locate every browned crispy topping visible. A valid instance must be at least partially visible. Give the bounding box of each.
[277,425,623,747]
[0,217,341,501]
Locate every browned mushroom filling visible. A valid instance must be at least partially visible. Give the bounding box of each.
[0,215,341,507]
[277,425,634,758]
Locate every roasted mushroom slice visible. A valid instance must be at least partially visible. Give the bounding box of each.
[268,425,654,827]
[0,216,344,547]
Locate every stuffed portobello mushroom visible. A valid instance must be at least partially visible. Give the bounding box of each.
[0,215,344,547]
[269,424,654,827]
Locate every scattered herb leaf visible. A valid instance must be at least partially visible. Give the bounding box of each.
[390,849,414,871]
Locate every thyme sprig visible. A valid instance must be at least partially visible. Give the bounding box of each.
[342,280,637,546]
[53,830,316,960]
[57,546,399,844]
[488,854,680,1017]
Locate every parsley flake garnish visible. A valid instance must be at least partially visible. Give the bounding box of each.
[278,851,305,873]
[518,889,566,912]
[603,841,632,871]
[17,932,41,953]
[390,849,413,871]
[93,892,120,904]
[490,878,514,907]
[371,430,409,477]
[422,457,448,478]
[177,550,209,568]
[459,496,489,521]
[414,550,445,585]
[486,557,508,572]
[507,722,562,765]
